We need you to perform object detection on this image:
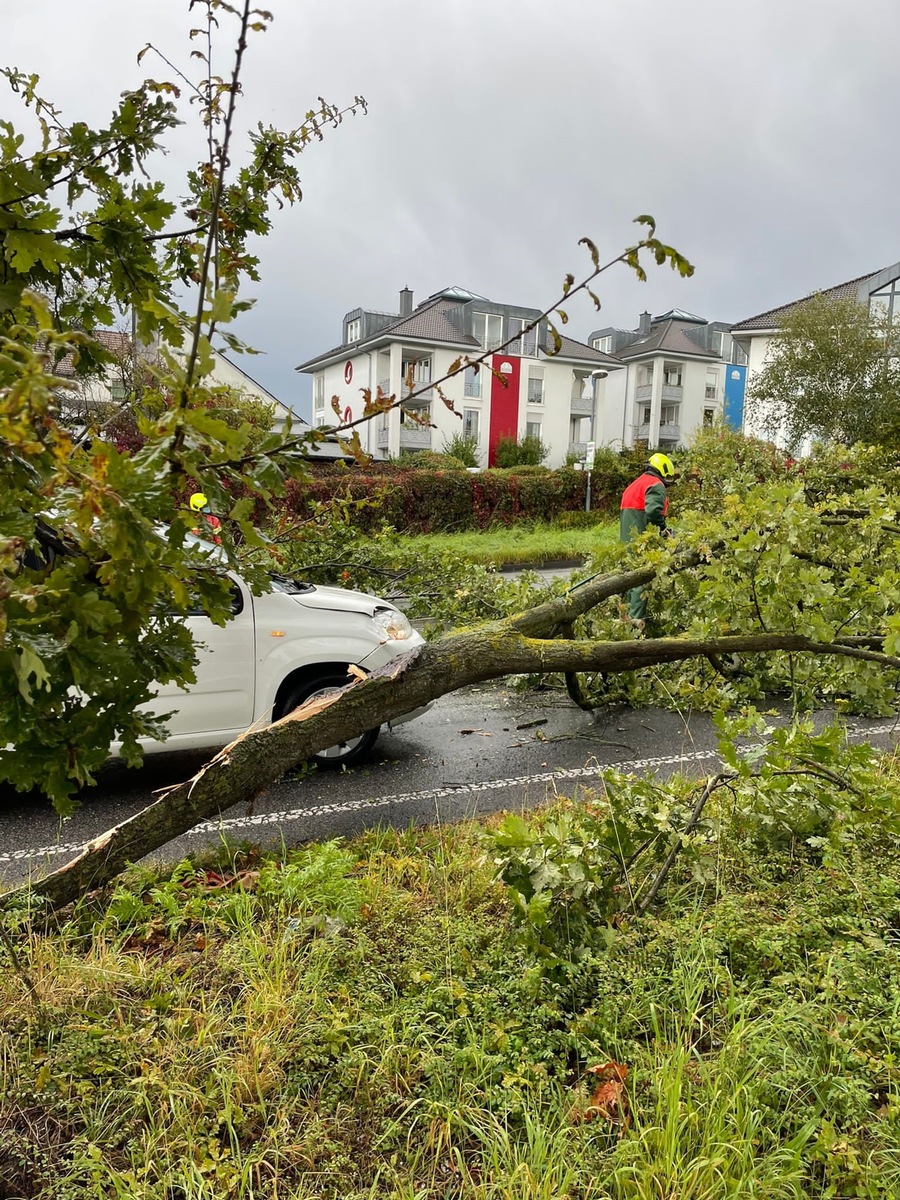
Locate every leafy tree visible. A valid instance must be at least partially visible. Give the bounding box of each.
[0,2,367,808]
[0,0,693,816]
[746,293,900,450]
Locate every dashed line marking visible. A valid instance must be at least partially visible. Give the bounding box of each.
[2,722,897,867]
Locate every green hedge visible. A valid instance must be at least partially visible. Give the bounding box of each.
[284,465,629,533]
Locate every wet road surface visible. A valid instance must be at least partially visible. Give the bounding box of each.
[1,682,898,890]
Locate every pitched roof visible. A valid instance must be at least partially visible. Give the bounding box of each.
[297,291,625,371]
[51,329,134,377]
[731,266,893,333]
[380,296,479,345]
[613,319,718,360]
[552,334,621,366]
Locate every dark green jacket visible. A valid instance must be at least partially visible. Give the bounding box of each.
[619,469,668,542]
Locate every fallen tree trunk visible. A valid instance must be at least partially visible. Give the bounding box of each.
[5,556,899,911]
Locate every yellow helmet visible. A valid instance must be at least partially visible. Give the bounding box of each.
[189,492,209,512]
[648,453,675,479]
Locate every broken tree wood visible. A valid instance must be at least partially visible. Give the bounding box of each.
[4,551,898,912]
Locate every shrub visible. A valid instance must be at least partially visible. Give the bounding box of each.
[282,465,622,533]
[441,432,481,468]
[400,450,469,470]
[494,433,549,468]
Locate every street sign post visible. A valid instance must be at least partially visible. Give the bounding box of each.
[585,441,596,510]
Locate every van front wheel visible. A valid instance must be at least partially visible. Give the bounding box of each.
[277,673,379,768]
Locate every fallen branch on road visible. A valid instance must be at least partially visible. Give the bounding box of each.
[4,547,899,912]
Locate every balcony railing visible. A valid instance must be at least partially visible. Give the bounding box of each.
[636,384,652,400]
[399,426,432,449]
[377,426,389,448]
[403,381,432,401]
[662,384,683,400]
[378,377,391,396]
[636,423,681,443]
[568,440,587,458]
[570,394,593,415]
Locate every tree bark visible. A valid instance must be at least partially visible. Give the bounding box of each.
[4,554,898,912]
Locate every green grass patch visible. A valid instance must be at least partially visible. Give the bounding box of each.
[393,519,618,568]
[3,755,900,1197]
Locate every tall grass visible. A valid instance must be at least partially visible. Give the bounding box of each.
[3,807,900,1197]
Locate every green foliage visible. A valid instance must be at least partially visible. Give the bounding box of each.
[441,431,481,467]
[488,713,900,985]
[494,433,549,468]
[401,449,469,470]
[746,293,900,450]
[0,13,363,809]
[557,432,900,716]
[3,752,900,1197]
[269,513,540,631]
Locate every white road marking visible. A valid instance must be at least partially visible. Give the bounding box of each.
[2,722,897,867]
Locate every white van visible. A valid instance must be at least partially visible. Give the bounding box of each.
[133,565,427,768]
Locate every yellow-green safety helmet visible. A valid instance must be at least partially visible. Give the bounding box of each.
[189,492,209,512]
[648,453,675,479]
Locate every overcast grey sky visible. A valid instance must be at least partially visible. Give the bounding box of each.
[5,0,899,418]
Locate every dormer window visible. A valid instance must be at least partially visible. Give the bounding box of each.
[473,312,503,351]
[346,318,361,343]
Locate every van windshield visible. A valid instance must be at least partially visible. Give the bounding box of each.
[269,572,315,595]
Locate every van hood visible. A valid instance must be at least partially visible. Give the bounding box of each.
[294,584,390,617]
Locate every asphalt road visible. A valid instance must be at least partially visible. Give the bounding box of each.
[1,682,898,891]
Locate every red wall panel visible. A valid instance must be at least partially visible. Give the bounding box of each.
[487,354,521,466]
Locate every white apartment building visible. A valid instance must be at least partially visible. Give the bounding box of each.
[731,261,900,445]
[587,310,748,451]
[297,286,621,468]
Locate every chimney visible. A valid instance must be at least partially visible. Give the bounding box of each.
[399,286,413,317]
[638,311,651,336]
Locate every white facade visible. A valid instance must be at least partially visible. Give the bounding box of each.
[598,353,725,450]
[303,289,619,468]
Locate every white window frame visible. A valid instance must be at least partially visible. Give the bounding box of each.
[527,367,544,405]
[463,408,480,440]
[314,375,325,410]
[659,403,680,425]
[663,362,683,388]
[703,407,716,427]
[463,366,481,397]
[593,335,612,353]
[402,356,432,385]
[526,419,542,441]
[473,311,503,351]
[508,317,538,357]
[637,362,654,387]
[346,318,361,343]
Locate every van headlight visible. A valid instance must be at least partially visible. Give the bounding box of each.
[373,607,414,640]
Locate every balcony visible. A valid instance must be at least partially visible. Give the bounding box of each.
[568,440,587,459]
[569,394,593,415]
[636,423,681,444]
[399,425,432,449]
[662,384,683,401]
[636,384,652,400]
[377,426,389,449]
[403,381,432,401]
[378,377,391,396]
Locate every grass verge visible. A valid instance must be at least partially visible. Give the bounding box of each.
[2,788,900,1197]
[392,520,617,568]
